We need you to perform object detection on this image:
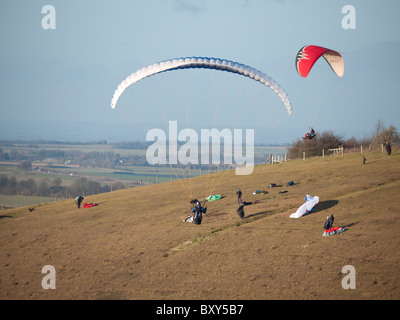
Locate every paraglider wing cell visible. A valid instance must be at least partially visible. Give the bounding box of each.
[110,57,292,115]
[295,45,344,78]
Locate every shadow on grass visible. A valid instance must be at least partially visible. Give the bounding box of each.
[343,221,360,228]
[245,210,273,219]
[313,200,339,213]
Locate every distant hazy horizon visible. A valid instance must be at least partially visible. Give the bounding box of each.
[0,119,374,145]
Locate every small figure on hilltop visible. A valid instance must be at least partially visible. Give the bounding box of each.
[386,141,392,155]
[236,188,242,204]
[363,156,366,165]
[75,195,84,209]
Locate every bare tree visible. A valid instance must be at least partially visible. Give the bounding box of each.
[372,120,399,147]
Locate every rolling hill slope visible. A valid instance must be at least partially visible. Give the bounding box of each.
[1,150,399,300]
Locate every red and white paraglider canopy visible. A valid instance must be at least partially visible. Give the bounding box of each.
[295,45,344,78]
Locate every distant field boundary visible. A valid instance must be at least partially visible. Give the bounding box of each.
[291,143,397,161]
[0,195,66,209]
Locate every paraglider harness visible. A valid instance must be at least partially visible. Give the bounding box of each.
[303,128,316,140]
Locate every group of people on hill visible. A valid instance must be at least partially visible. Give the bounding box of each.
[75,138,394,228]
[185,189,347,240]
[184,188,246,225]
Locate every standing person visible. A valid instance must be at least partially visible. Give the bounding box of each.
[75,195,84,208]
[386,141,392,155]
[236,188,242,204]
[323,215,334,230]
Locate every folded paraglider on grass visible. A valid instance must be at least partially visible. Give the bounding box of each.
[206,195,222,202]
[83,203,98,208]
[253,190,268,194]
[322,214,346,237]
[290,195,319,218]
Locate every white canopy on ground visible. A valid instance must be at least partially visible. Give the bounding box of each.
[290,195,319,218]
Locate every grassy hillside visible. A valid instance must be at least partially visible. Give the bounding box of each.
[1,150,399,300]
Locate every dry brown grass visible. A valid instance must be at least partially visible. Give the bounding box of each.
[1,150,399,300]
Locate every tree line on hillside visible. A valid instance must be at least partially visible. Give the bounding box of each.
[0,140,108,146]
[287,121,399,159]
[0,140,229,169]
[0,148,148,168]
[0,175,126,198]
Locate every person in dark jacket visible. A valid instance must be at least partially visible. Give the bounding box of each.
[184,201,207,224]
[75,195,84,208]
[323,215,334,230]
[237,203,245,220]
[386,141,392,155]
[236,188,242,204]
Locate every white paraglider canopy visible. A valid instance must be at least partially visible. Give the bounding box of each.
[110,57,292,115]
[290,195,319,218]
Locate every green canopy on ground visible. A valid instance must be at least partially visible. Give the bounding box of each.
[206,195,222,202]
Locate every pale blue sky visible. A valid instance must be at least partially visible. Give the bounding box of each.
[1,0,399,143]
